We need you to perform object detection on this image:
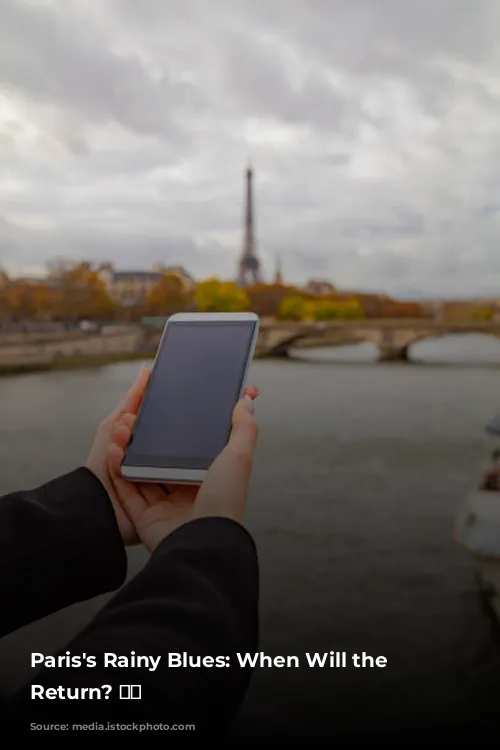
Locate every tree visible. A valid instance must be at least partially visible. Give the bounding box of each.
[378,300,425,318]
[247,283,304,318]
[0,288,10,326]
[49,262,116,321]
[0,267,9,287]
[146,273,191,315]
[46,257,74,277]
[5,282,53,321]
[312,297,364,320]
[195,279,250,312]
[277,296,309,321]
[471,305,494,321]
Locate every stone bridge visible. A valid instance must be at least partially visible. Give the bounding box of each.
[4,320,499,370]
[256,319,500,361]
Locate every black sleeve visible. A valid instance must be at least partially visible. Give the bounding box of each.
[8,518,259,739]
[0,467,127,638]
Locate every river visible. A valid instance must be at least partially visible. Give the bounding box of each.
[2,333,500,738]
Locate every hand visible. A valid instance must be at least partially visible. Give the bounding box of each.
[481,468,500,491]
[86,365,151,545]
[107,387,259,552]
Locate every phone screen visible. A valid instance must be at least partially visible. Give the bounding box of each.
[122,319,257,470]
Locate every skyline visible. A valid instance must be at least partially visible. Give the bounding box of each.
[1,1,500,298]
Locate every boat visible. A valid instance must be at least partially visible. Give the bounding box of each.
[454,417,500,622]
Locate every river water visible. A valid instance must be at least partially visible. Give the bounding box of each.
[2,334,500,738]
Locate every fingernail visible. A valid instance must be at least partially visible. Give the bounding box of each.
[243,395,254,414]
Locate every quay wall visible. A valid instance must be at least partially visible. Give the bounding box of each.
[0,327,145,370]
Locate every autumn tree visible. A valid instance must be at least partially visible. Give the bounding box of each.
[247,283,304,318]
[146,273,191,316]
[0,289,10,326]
[195,279,250,312]
[471,305,494,321]
[312,297,364,320]
[0,268,9,288]
[4,282,54,321]
[277,296,310,321]
[377,300,425,318]
[49,262,116,321]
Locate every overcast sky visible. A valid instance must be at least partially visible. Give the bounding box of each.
[1,0,500,297]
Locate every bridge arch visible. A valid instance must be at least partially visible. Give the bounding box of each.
[349,329,500,362]
[258,323,500,362]
[409,331,500,363]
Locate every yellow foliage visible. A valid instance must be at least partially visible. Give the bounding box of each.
[2,283,52,320]
[312,297,364,320]
[277,295,364,321]
[277,296,309,320]
[470,306,494,321]
[195,279,250,312]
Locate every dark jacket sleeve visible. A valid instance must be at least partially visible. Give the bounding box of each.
[8,517,259,738]
[0,467,127,638]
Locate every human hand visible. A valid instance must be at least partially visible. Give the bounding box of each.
[86,364,151,545]
[107,387,259,553]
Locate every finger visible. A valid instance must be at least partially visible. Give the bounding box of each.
[194,397,258,522]
[108,443,149,517]
[166,484,199,503]
[120,413,136,430]
[108,440,125,479]
[114,365,150,419]
[112,414,135,451]
[228,396,259,456]
[137,482,172,506]
[244,385,259,400]
[113,424,132,451]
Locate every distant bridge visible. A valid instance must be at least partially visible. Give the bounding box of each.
[256,319,500,361]
[2,320,498,371]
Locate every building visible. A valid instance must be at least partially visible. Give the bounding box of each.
[11,276,45,286]
[2,273,48,289]
[305,279,337,296]
[97,264,195,307]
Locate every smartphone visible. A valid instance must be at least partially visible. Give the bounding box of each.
[120,312,260,484]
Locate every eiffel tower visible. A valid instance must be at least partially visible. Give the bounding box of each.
[237,166,262,286]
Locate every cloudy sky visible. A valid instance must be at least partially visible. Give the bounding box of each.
[1,0,500,297]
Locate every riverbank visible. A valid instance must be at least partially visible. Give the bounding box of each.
[0,349,155,376]
[0,338,284,376]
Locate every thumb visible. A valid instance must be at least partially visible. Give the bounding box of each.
[227,395,259,458]
[113,364,150,419]
[193,395,259,523]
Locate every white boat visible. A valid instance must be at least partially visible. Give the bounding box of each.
[454,417,500,622]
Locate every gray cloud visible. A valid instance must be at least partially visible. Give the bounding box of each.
[1,0,500,296]
[0,0,203,139]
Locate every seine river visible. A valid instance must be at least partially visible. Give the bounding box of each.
[2,334,500,738]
